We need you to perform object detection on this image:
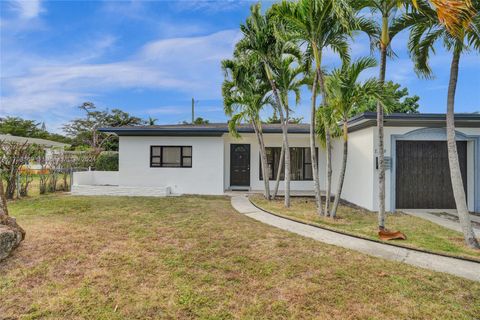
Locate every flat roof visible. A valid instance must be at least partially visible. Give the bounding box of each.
[346,112,480,132]
[99,123,311,136]
[99,112,480,136]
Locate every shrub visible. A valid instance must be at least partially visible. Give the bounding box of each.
[95,152,118,171]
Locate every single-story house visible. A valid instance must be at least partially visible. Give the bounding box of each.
[73,112,479,212]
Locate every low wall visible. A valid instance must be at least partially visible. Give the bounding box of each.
[73,171,119,186]
[71,185,171,197]
[71,171,171,197]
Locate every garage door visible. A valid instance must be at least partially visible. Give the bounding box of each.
[396,140,467,209]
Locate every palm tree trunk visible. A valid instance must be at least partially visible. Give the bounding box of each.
[325,126,332,216]
[272,143,285,199]
[377,38,387,230]
[253,119,271,200]
[331,120,348,218]
[264,64,290,207]
[310,71,323,215]
[316,66,331,216]
[446,49,479,248]
[277,105,291,207]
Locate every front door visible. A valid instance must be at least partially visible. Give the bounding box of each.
[230,144,250,186]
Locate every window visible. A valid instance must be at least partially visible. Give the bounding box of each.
[150,146,192,168]
[260,147,316,181]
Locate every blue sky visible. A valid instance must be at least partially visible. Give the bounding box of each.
[0,0,479,133]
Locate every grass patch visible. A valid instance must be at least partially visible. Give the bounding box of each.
[250,195,480,261]
[0,194,479,319]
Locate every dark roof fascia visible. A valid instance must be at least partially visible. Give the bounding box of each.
[98,126,311,136]
[98,128,225,137]
[347,112,480,133]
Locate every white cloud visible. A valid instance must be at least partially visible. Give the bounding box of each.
[0,29,241,115]
[9,0,43,19]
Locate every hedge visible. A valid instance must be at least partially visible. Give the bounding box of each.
[95,151,119,171]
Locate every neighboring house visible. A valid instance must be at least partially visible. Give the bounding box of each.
[77,112,479,212]
[0,134,69,171]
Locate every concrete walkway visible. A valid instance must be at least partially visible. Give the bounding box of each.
[230,194,480,282]
[402,209,480,236]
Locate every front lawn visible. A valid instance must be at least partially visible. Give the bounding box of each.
[250,195,480,261]
[1,195,479,319]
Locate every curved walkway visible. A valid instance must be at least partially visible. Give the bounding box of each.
[230,194,480,282]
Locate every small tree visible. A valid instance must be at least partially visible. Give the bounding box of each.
[47,152,63,192]
[19,169,34,197]
[38,163,49,195]
[59,152,76,191]
[0,140,39,199]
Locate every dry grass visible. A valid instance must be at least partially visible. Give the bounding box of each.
[1,195,479,319]
[250,195,480,261]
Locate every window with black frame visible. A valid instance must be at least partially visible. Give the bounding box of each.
[150,146,192,168]
[259,147,316,181]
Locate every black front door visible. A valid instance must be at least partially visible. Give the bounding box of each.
[230,144,250,186]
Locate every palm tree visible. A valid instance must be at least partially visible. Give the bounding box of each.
[272,0,360,215]
[222,58,273,199]
[315,105,341,217]
[236,3,299,207]
[392,0,479,248]
[271,56,304,199]
[325,57,396,217]
[147,116,157,126]
[354,0,417,230]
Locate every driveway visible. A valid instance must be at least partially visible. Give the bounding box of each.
[401,209,480,236]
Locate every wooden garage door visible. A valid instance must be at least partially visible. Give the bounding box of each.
[396,140,467,209]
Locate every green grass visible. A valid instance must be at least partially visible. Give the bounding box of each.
[4,173,70,198]
[250,195,480,261]
[1,194,479,319]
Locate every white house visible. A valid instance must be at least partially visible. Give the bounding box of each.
[72,112,480,212]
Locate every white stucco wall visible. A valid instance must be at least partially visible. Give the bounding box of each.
[73,171,119,186]
[118,136,224,195]
[330,127,375,210]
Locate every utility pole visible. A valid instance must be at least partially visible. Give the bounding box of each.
[191,97,195,124]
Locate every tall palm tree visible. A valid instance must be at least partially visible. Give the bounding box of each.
[236,3,299,207]
[271,56,304,199]
[272,0,365,215]
[222,58,273,200]
[392,0,479,248]
[354,0,417,230]
[325,57,396,217]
